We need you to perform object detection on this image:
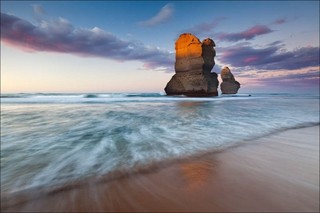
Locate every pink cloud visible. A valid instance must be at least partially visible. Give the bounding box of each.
[243,56,259,63]
[218,25,273,42]
[1,12,174,71]
[218,44,319,70]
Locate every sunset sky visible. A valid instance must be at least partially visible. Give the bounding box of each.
[1,1,319,94]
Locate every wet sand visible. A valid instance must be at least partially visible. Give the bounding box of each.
[2,126,319,212]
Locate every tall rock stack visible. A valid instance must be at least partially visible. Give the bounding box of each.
[164,33,219,97]
[220,66,240,94]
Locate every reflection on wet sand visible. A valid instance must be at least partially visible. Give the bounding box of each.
[180,159,216,191]
[178,101,208,108]
[1,126,319,212]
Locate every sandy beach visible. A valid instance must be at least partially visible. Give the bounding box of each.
[2,125,319,212]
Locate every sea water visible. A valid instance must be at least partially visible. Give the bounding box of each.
[1,93,319,194]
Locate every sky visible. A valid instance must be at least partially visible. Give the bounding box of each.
[1,1,319,94]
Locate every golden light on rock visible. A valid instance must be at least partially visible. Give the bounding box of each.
[175,33,202,59]
[165,32,220,96]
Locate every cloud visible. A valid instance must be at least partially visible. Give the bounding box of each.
[183,17,227,36]
[218,25,273,42]
[272,18,287,25]
[1,12,174,71]
[138,4,174,27]
[276,69,319,80]
[32,4,45,15]
[218,43,320,70]
[267,40,284,47]
[256,69,320,89]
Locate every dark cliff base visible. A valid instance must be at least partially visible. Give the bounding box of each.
[166,91,218,97]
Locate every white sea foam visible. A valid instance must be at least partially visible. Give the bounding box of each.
[1,94,256,104]
[1,93,319,194]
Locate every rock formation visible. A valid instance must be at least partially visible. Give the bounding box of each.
[220,66,240,94]
[164,33,219,96]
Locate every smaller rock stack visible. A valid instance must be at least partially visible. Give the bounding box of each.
[220,66,240,94]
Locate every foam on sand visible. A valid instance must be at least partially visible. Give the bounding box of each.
[2,126,319,212]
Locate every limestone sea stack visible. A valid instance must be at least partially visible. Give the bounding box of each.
[164,33,219,97]
[220,66,240,94]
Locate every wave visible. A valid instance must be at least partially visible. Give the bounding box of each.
[1,93,319,195]
[2,121,319,202]
[1,92,165,99]
[0,94,31,98]
[83,94,99,98]
[126,93,165,97]
[1,92,318,99]
[1,92,257,104]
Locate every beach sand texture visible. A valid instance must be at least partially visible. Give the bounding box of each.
[2,126,319,212]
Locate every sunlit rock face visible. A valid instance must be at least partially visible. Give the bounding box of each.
[175,33,203,73]
[220,66,240,94]
[165,33,219,97]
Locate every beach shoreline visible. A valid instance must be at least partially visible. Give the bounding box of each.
[2,125,319,212]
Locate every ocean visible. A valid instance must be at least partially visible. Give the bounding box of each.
[1,93,319,195]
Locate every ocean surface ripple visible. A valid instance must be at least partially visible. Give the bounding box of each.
[1,93,319,194]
